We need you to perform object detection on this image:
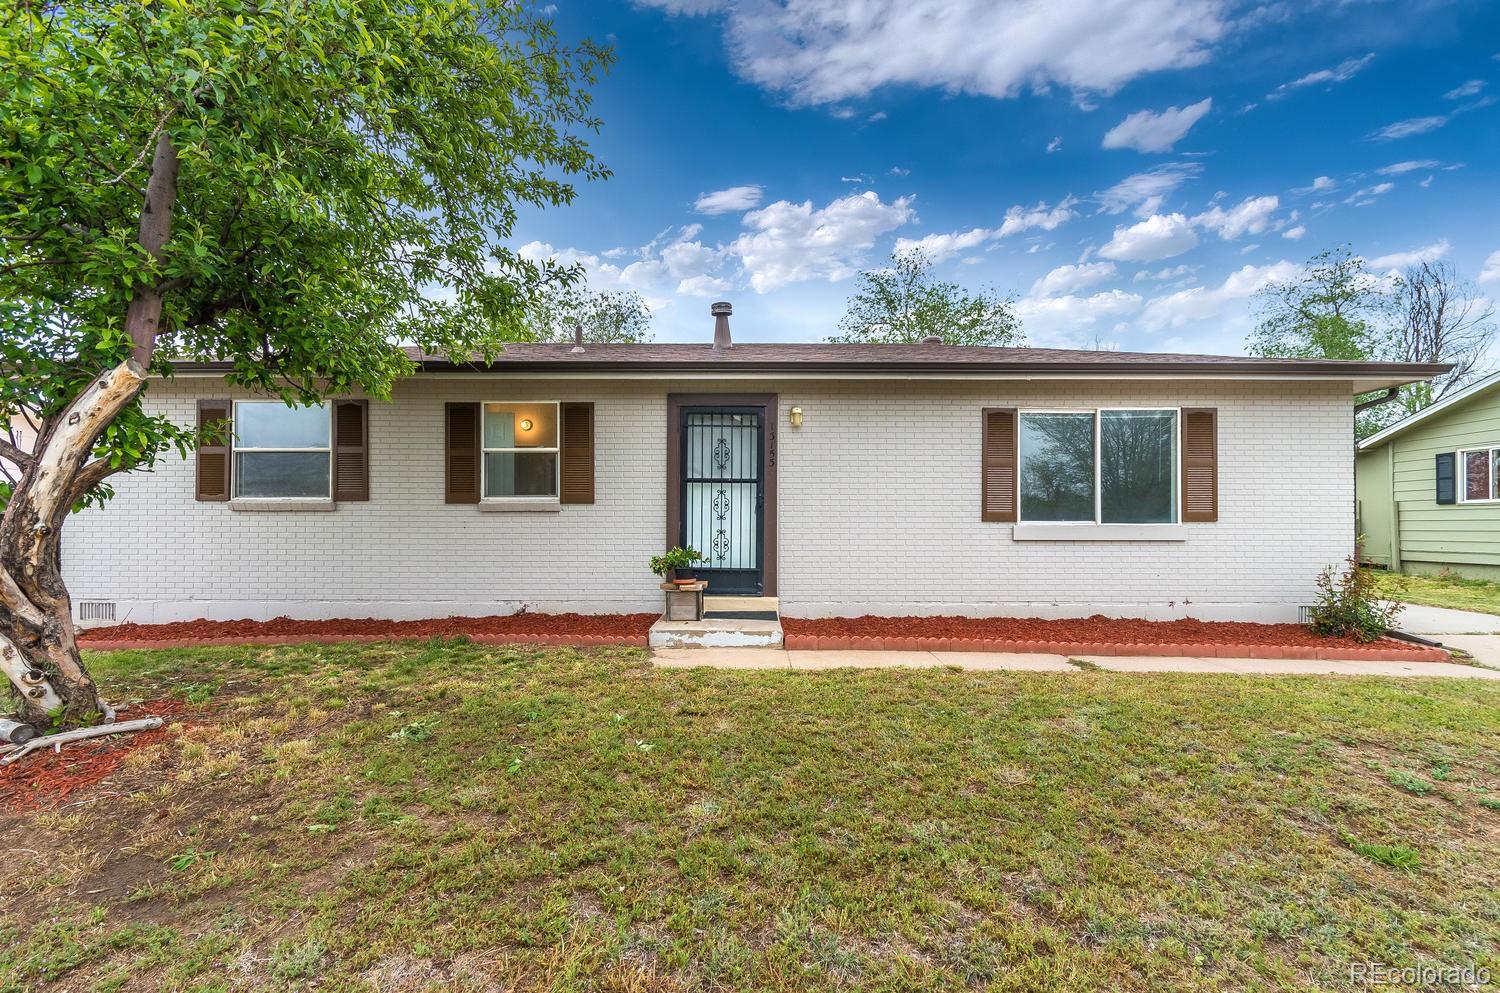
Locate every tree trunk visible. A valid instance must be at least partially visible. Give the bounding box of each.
[0,134,179,727]
[0,361,147,725]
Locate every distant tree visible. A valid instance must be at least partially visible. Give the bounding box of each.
[1247,247,1387,362]
[1386,260,1495,415]
[1248,248,1495,436]
[0,1,610,726]
[527,282,653,344]
[830,250,1023,346]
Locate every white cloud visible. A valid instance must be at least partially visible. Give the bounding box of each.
[1266,53,1374,99]
[1370,115,1448,140]
[1097,212,1199,262]
[1294,175,1337,195]
[677,274,733,297]
[637,0,1231,107]
[694,185,764,214]
[1479,249,1500,284]
[1030,262,1118,297]
[893,227,993,263]
[1133,263,1198,282]
[1140,261,1299,329]
[1191,194,1279,239]
[1367,239,1450,270]
[889,166,910,176]
[1095,162,1201,215]
[1445,79,1486,100]
[1282,224,1306,240]
[733,191,916,292]
[1102,98,1212,152]
[1345,181,1394,206]
[996,198,1079,237]
[1046,136,1063,153]
[1015,289,1143,344]
[1376,160,1440,175]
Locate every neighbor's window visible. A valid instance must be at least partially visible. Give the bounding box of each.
[1460,446,1500,502]
[1019,409,1178,524]
[482,402,559,498]
[233,401,331,499]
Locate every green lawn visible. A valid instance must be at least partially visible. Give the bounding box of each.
[1368,568,1500,617]
[3,642,1499,992]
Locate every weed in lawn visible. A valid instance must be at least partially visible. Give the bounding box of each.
[1385,769,1432,795]
[166,848,214,872]
[388,718,438,743]
[1344,835,1421,870]
[268,937,325,983]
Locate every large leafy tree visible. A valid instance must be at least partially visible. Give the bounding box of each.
[829,249,1024,346]
[1248,247,1494,436]
[526,281,653,344]
[0,1,609,725]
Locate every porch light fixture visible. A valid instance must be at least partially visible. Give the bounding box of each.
[519,418,534,431]
[789,406,803,428]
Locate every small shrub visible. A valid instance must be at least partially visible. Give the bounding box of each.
[1308,551,1403,643]
[1479,796,1500,812]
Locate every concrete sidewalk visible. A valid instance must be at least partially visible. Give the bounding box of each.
[652,647,1500,679]
[1392,602,1500,670]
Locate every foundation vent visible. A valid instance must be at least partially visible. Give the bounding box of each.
[1297,605,1315,625]
[78,601,117,623]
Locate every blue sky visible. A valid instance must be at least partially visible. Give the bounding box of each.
[514,0,1499,354]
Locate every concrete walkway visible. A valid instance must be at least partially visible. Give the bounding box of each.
[1393,602,1500,669]
[652,647,1500,679]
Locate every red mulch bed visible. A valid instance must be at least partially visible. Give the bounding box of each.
[780,614,1447,661]
[79,612,657,649]
[0,698,193,812]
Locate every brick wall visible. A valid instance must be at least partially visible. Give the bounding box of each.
[62,374,1354,625]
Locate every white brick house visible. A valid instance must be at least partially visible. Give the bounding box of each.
[61,313,1445,626]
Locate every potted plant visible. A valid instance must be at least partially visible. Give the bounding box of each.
[650,546,707,585]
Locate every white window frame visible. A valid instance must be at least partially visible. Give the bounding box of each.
[1017,406,1181,526]
[1457,445,1500,504]
[481,400,561,501]
[231,400,332,501]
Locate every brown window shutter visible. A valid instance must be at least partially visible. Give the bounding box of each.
[444,402,480,504]
[559,402,595,505]
[333,399,369,501]
[196,399,231,501]
[1181,407,1218,522]
[980,407,1018,522]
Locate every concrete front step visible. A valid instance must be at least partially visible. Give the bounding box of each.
[648,616,783,649]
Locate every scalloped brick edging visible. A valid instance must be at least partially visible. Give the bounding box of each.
[80,633,649,651]
[779,633,1449,663]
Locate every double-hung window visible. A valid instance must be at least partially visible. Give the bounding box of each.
[482,402,560,499]
[1459,446,1500,502]
[232,401,331,499]
[1019,408,1178,524]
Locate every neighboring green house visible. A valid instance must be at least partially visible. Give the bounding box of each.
[1357,370,1500,579]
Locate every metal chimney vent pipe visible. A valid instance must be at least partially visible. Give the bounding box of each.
[711,301,732,349]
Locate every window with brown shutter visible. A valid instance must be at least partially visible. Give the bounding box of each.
[559,402,595,504]
[195,399,231,501]
[333,399,369,501]
[1181,407,1218,522]
[980,407,1018,522]
[444,402,480,503]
